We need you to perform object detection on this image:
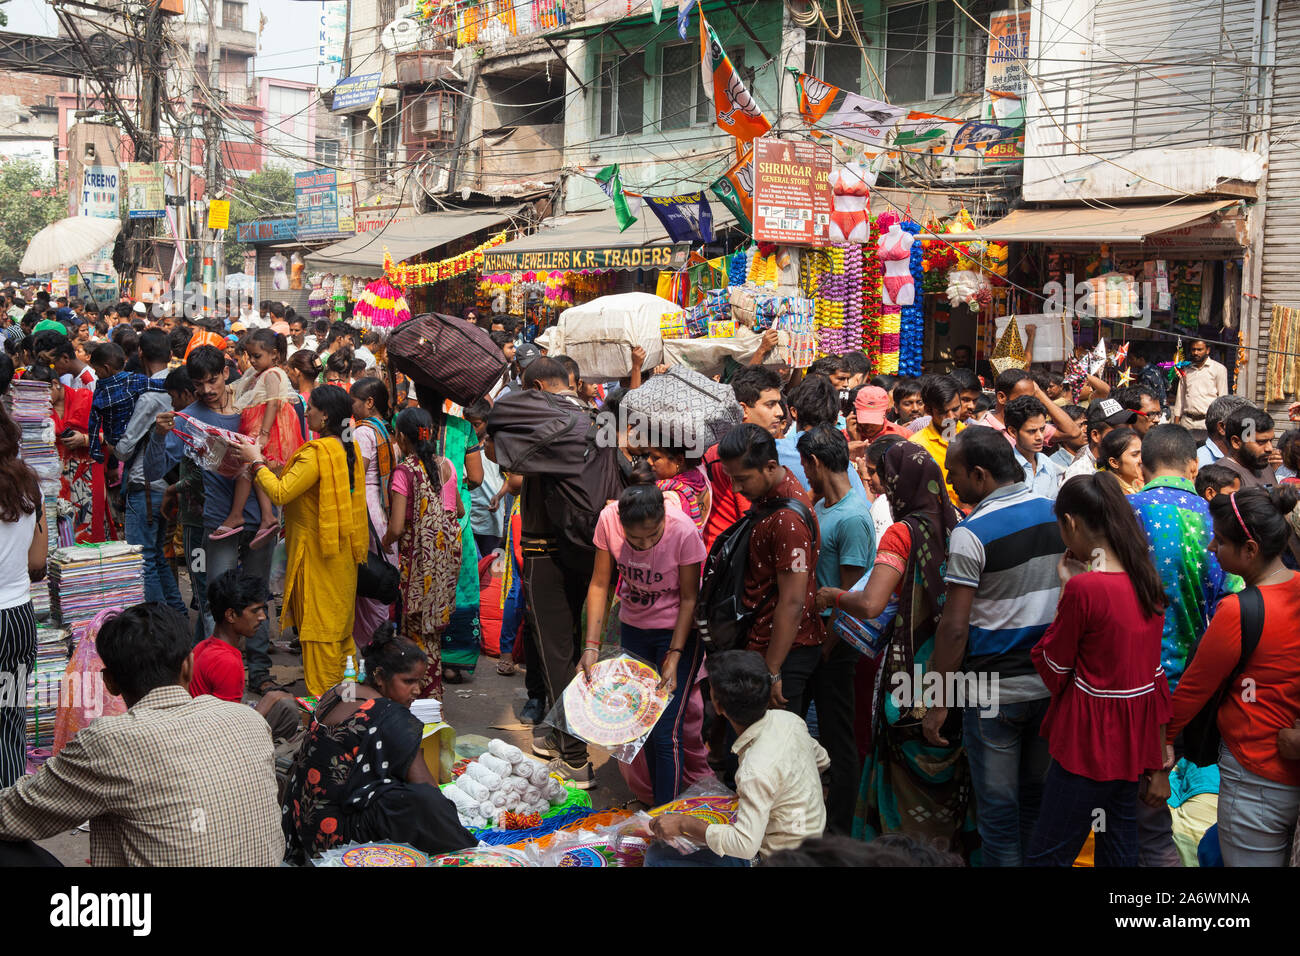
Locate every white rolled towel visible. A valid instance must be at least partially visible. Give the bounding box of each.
[518,760,547,786]
[443,785,476,810]
[464,763,503,790]
[522,784,542,805]
[491,790,509,807]
[456,776,489,802]
[529,799,550,814]
[503,774,528,794]
[478,801,496,819]
[488,739,526,764]
[478,753,513,778]
[545,778,567,803]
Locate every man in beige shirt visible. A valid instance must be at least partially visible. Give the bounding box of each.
[1172,338,1229,429]
[648,651,829,865]
[0,603,284,866]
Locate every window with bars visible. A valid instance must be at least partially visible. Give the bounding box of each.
[315,138,341,166]
[379,0,397,26]
[597,53,645,137]
[659,43,709,130]
[885,0,959,103]
[222,1,244,30]
[804,33,863,94]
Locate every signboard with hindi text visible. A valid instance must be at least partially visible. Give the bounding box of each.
[983,10,1030,166]
[751,138,831,247]
[482,243,689,273]
[207,199,230,231]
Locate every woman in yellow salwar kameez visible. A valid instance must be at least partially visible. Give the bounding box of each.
[237,385,367,696]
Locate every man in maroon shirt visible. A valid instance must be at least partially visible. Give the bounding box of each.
[704,366,785,549]
[717,423,823,710]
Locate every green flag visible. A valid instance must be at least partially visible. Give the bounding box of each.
[651,0,663,23]
[595,164,637,232]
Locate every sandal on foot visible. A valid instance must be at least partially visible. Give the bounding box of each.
[209,524,242,540]
[496,659,518,676]
[250,527,278,550]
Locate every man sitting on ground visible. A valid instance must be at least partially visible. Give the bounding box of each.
[0,603,284,865]
[648,650,829,865]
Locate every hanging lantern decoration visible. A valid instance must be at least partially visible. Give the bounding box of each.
[353,257,412,332]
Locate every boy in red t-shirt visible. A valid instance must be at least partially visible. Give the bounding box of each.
[190,570,269,702]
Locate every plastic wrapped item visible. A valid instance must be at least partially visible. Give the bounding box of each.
[52,609,128,756]
[623,364,744,453]
[540,647,673,765]
[313,841,430,867]
[428,844,531,867]
[289,252,305,290]
[830,596,898,659]
[173,411,258,479]
[548,292,670,378]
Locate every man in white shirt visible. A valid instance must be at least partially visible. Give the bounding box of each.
[647,650,829,865]
[1006,394,1063,498]
[1172,338,1228,433]
[1061,398,1136,485]
[286,315,318,358]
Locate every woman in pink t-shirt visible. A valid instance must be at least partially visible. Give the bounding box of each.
[581,463,707,806]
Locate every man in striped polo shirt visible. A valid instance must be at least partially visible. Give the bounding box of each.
[922,426,1066,866]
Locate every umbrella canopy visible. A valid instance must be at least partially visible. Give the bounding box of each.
[19,216,121,275]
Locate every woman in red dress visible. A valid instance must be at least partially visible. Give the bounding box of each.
[25,364,112,542]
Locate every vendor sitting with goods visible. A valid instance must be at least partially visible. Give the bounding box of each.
[280,624,474,864]
[647,650,830,866]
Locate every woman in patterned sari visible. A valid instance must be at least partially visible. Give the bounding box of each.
[818,441,981,861]
[281,629,472,864]
[411,383,485,684]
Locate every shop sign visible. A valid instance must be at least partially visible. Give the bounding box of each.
[331,73,382,111]
[235,218,300,243]
[982,10,1030,166]
[751,138,831,247]
[482,243,689,272]
[355,204,415,233]
[294,168,356,239]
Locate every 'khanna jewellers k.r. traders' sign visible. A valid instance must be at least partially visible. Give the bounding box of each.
[481,243,690,273]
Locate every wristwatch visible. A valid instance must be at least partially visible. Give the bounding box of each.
[768,671,782,684]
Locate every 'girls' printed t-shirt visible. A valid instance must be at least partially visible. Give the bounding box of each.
[594,500,707,631]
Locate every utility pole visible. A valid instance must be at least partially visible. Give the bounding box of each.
[122,3,166,293]
[202,0,225,303]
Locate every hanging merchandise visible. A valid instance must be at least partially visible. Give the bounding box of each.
[308,282,328,321]
[863,215,882,368]
[289,252,305,290]
[827,160,873,243]
[815,246,846,356]
[386,231,509,287]
[727,247,750,286]
[269,251,289,291]
[898,221,924,377]
[989,314,1027,375]
[1081,273,1140,320]
[699,15,771,143]
[353,272,413,332]
[875,212,912,374]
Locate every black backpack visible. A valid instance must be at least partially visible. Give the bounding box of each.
[695,497,818,654]
[486,390,625,552]
[1179,586,1264,767]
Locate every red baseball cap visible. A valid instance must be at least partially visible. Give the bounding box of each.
[855,385,890,425]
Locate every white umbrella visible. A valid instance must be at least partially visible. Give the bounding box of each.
[19,216,122,275]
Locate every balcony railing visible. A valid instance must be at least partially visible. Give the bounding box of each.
[413,0,570,48]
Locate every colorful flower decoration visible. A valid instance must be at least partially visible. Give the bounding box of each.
[353,271,412,331]
[899,220,924,377]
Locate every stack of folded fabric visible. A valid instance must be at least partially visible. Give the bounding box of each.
[49,542,146,633]
[25,626,70,751]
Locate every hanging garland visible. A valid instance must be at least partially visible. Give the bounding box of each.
[899,220,924,377]
[385,230,510,287]
[863,215,882,369]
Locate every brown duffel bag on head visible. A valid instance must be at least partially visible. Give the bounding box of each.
[386,312,507,406]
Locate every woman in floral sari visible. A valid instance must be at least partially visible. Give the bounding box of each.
[818,441,981,861]
[281,628,472,864]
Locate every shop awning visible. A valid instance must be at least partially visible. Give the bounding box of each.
[973,200,1238,243]
[481,205,737,273]
[305,206,525,273]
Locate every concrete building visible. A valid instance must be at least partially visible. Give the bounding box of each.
[0,70,64,173]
